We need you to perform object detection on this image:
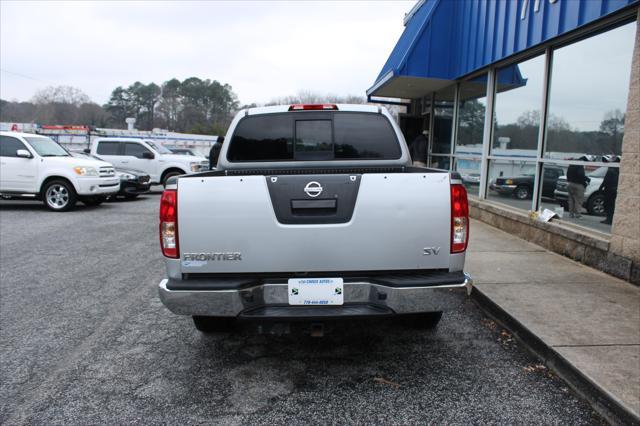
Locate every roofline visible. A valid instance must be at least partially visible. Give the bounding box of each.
[244,104,382,115]
[366,70,395,96]
[403,0,427,26]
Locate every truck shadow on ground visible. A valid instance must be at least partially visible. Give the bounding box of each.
[153,300,598,424]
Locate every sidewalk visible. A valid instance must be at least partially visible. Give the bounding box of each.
[466,219,640,423]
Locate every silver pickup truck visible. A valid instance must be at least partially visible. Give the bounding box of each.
[158,104,472,332]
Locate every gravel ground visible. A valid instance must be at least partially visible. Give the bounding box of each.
[0,194,602,425]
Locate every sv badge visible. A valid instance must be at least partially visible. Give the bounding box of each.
[423,247,441,255]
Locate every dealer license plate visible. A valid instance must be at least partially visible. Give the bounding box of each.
[287,278,344,306]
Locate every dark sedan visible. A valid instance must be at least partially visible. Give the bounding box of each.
[490,166,564,200]
[115,168,151,199]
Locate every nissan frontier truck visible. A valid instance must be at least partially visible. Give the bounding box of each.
[157,104,472,332]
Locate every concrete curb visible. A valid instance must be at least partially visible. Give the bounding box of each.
[471,288,640,426]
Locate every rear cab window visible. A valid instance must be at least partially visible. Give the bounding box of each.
[226,112,401,162]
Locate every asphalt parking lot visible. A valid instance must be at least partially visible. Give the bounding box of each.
[0,194,602,425]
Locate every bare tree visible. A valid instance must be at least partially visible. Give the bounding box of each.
[32,86,91,106]
[265,91,366,106]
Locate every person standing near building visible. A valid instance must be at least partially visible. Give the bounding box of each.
[410,130,428,167]
[566,156,590,218]
[600,155,620,225]
[209,136,224,170]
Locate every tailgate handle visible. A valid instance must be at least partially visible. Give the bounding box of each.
[290,199,338,217]
[291,199,337,212]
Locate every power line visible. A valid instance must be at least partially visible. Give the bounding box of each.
[0,68,48,83]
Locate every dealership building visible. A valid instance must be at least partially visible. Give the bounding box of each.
[369,0,640,283]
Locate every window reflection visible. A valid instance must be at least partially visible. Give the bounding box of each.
[455,157,481,196]
[492,55,545,156]
[540,160,619,233]
[455,75,488,154]
[487,160,537,205]
[545,22,635,160]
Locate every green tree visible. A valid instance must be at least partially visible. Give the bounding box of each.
[105,77,239,133]
[104,86,135,128]
[456,99,486,146]
[157,78,182,130]
[128,82,161,130]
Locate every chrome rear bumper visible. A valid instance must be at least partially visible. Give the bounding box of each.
[158,274,473,318]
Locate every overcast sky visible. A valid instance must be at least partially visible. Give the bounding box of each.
[495,21,635,130]
[0,0,413,105]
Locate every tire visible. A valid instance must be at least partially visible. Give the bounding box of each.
[124,194,139,200]
[42,180,77,212]
[397,312,443,329]
[587,193,606,216]
[162,170,183,188]
[192,316,236,333]
[514,185,531,200]
[81,196,105,206]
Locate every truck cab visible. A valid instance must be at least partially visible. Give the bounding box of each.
[90,137,208,186]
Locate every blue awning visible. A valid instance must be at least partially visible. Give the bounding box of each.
[368,0,637,99]
[367,0,451,99]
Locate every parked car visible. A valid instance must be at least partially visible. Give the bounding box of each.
[554,166,607,216]
[157,103,472,333]
[166,147,202,157]
[490,166,564,200]
[461,173,480,186]
[72,152,151,199]
[114,168,152,199]
[0,132,120,211]
[89,138,208,187]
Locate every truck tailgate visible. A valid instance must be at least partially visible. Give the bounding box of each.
[177,173,451,274]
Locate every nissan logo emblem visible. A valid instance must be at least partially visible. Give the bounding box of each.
[304,181,323,197]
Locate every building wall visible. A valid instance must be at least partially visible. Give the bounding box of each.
[610,13,640,264]
[371,0,639,91]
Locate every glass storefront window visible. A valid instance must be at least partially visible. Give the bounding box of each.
[539,161,618,234]
[455,157,481,196]
[429,155,450,170]
[399,21,635,237]
[492,55,545,157]
[455,75,488,154]
[486,160,537,210]
[432,86,455,154]
[545,22,636,160]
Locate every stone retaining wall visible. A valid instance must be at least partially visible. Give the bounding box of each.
[469,199,639,285]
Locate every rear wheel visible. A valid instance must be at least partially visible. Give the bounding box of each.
[514,185,531,200]
[162,170,183,188]
[43,180,77,212]
[192,316,236,333]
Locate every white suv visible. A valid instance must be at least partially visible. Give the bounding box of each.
[0,131,120,211]
[90,138,208,186]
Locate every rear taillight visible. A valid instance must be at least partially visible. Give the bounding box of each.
[451,184,469,253]
[288,104,338,111]
[160,189,178,258]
